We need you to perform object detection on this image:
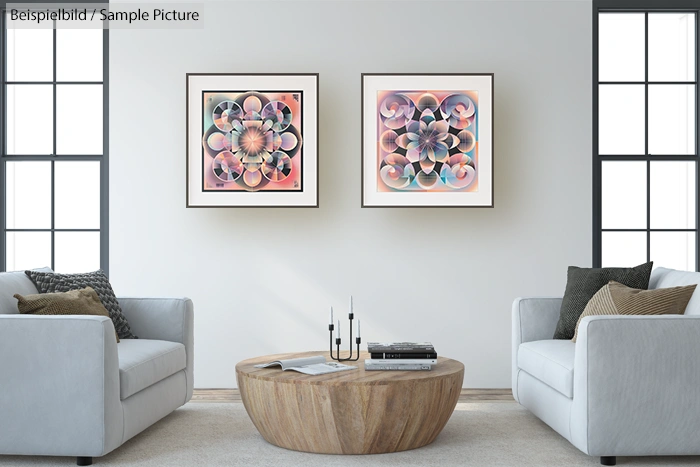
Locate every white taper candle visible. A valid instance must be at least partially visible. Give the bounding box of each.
[329,306,333,325]
[336,319,340,339]
[357,319,361,338]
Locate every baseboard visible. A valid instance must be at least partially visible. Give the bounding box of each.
[191,388,514,403]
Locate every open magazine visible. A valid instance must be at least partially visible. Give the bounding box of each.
[254,355,357,376]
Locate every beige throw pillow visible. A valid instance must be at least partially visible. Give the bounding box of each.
[14,287,119,343]
[572,280,696,342]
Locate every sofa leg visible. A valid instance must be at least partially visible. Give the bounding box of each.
[77,457,93,466]
[600,456,616,466]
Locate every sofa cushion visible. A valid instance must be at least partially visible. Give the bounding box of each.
[15,287,120,343]
[572,281,696,341]
[518,340,575,398]
[650,267,700,315]
[554,262,653,340]
[0,268,52,314]
[26,270,136,339]
[118,339,186,400]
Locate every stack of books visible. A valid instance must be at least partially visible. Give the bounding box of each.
[365,342,437,371]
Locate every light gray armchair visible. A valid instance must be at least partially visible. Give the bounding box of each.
[512,267,700,465]
[0,270,193,465]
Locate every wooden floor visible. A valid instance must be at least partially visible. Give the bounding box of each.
[192,388,513,403]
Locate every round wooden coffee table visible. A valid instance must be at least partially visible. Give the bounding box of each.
[236,351,464,454]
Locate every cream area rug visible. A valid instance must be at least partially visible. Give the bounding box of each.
[1,403,699,466]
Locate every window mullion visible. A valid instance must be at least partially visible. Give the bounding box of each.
[645,12,651,263]
[695,12,700,270]
[100,27,108,276]
[1,12,6,271]
[593,6,602,267]
[51,21,56,270]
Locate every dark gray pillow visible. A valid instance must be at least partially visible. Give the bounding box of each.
[553,262,653,340]
[25,270,136,340]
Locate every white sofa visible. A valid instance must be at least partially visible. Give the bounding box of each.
[0,270,194,465]
[512,267,700,466]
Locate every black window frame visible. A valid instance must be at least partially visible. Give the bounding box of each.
[0,0,109,275]
[593,0,700,269]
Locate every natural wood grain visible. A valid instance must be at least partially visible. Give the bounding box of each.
[191,389,241,402]
[235,351,464,454]
[460,388,512,395]
[191,388,513,403]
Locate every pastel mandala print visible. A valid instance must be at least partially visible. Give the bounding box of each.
[376,90,478,192]
[202,91,303,192]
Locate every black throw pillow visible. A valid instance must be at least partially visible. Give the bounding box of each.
[553,262,653,340]
[25,270,136,340]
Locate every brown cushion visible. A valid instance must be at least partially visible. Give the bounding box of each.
[572,280,697,342]
[14,287,119,343]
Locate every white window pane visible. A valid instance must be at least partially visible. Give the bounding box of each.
[651,232,695,271]
[650,162,695,229]
[7,85,53,155]
[56,85,103,155]
[649,13,696,82]
[602,232,647,268]
[5,161,52,229]
[54,232,100,273]
[6,232,51,272]
[54,161,100,229]
[648,85,695,155]
[57,28,103,82]
[598,13,645,82]
[602,161,647,229]
[6,26,53,81]
[599,85,645,155]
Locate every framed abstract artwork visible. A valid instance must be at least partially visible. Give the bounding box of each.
[186,73,318,207]
[361,73,494,207]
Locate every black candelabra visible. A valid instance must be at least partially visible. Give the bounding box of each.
[329,309,361,362]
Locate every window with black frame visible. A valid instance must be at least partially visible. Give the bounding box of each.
[0,12,108,274]
[593,1,699,270]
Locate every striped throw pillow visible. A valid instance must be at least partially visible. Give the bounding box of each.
[572,280,697,342]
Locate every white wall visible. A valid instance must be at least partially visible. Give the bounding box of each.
[110,0,592,388]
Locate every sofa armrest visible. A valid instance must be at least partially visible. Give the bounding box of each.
[511,297,562,402]
[571,315,700,457]
[0,315,122,457]
[118,297,194,401]
[512,297,562,344]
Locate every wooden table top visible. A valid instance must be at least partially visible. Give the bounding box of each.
[235,351,464,386]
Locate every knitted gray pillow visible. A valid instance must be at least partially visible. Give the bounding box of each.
[553,262,653,340]
[25,270,136,340]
